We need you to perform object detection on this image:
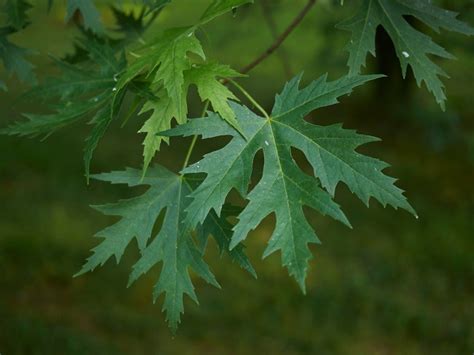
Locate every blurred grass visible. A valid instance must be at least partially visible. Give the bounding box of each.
[1,1,473,354]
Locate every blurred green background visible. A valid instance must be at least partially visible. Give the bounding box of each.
[1,1,473,354]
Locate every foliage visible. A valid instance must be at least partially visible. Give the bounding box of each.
[163,73,415,290]
[0,0,472,332]
[338,0,474,109]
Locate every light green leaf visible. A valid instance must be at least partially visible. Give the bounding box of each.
[152,30,204,121]
[116,28,203,121]
[138,90,186,174]
[163,73,415,290]
[76,165,220,332]
[338,0,474,109]
[187,62,244,133]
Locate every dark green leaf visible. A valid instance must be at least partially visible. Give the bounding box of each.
[2,0,32,30]
[197,206,256,278]
[76,165,220,332]
[0,35,36,84]
[164,73,415,290]
[338,0,474,109]
[66,0,103,33]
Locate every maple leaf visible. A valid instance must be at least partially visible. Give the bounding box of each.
[119,28,243,173]
[0,0,35,86]
[163,73,415,290]
[138,90,184,173]
[2,0,32,30]
[187,62,245,134]
[338,0,474,109]
[110,6,146,42]
[65,0,103,33]
[197,204,256,278]
[75,165,222,332]
[0,33,36,84]
[113,28,202,174]
[116,27,204,119]
[1,38,126,179]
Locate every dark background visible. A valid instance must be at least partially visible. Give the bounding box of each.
[1,0,473,354]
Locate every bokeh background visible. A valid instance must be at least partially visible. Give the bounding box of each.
[1,0,473,354]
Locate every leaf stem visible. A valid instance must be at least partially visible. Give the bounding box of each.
[120,96,142,128]
[182,100,210,170]
[227,79,270,119]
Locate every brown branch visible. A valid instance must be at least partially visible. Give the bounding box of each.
[240,0,316,75]
[260,0,293,78]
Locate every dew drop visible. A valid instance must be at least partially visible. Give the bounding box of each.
[264,140,269,146]
[112,87,117,92]
[113,74,118,82]
[402,51,410,58]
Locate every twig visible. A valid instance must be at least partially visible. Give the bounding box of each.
[240,0,316,75]
[260,0,293,78]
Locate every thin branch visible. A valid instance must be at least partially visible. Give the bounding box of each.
[260,0,293,78]
[240,0,316,75]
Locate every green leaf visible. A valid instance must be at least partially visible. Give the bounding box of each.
[117,28,198,175]
[116,28,203,120]
[163,73,415,290]
[1,38,126,179]
[1,97,106,137]
[110,6,146,41]
[119,29,245,174]
[2,0,32,30]
[197,205,256,278]
[138,91,185,174]
[186,62,244,134]
[84,89,126,181]
[66,0,103,33]
[76,165,220,332]
[141,0,171,14]
[338,0,474,109]
[153,31,204,121]
[200,0,253,24]
[0,35,36,84]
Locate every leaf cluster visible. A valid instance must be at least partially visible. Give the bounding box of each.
[1,0,472,332]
